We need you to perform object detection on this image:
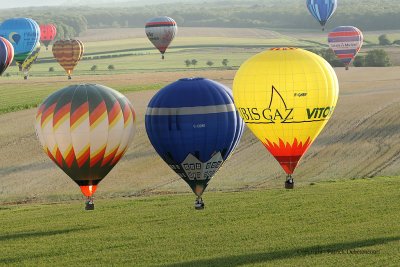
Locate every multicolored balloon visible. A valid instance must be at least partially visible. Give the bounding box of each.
[0,18,40,69]
[39,24,57,50]
[52,39,84,79]
[21,42,41,79]
[145,78,244,209]
[328,26,363,70]
[306,0,337,30]
[0,37,14,76]
[233,48,339,188]
[145,16,177,60]
[35,84,136,210]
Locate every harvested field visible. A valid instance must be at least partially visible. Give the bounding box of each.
[79,27,284,42]
[0,67,399,202]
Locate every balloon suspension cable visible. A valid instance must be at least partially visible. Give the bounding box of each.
[85,196,94,210]
[194,196,205,210]
[285,174,294,189]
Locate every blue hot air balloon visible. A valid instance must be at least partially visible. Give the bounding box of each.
[145,78,244,209]
[306,0,337,30]
[0,18,40,69]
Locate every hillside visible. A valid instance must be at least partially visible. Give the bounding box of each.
[1,177,399,266]
[0,67,399,203]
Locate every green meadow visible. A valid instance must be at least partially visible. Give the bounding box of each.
[1,177,399,266]
[0,82,163,114]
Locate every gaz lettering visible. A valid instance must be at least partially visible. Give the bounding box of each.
[306,106,335,119]
[239,108,293,122]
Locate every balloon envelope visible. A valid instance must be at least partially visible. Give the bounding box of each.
[145,78,243,197]
[40,24,57,49]
[22,42,41,75]
[145,16,177,59]
[52,39,84,79]
[0,37,14,75]
[35,84,136,197]
[328,26,363,69]
[0,18,40,64]
[306,0,337,30]
[233,48,339,175]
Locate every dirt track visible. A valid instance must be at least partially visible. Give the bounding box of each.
[0,67,399,202]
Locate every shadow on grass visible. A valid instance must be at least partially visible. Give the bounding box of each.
[0,226,99,242]
[165,236,400,267]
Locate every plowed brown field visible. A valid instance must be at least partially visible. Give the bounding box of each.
[0,67,399,202]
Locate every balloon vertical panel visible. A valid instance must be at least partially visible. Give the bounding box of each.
[306,0,337,29]
[0,37,14,75]
[145,78,244,197]
[145,16,177,58]
[328,26,363,68]
[52,39,84,78]
[0,18,40,64]
[233,48,339,174]
[35,84,136,194]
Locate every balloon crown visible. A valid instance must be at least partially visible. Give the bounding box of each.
[179,77,204,81]
[270,47,297,51]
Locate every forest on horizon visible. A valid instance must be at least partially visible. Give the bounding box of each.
[0,0,399,39]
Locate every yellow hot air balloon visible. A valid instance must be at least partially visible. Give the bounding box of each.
[233,47,339,188]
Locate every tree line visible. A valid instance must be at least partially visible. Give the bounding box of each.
[0,0,399,39]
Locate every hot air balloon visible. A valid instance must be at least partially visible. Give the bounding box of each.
[35,84,136,210]
[306,0,337,31]
[145,16,177,60]
[145,78,244,209]
[21,42,41,79]
[39,24,57,50]
[52,39,84,79]
[0,37,14,76]
[233,48,339,188]
[328,26,363,70]
[0,18,40,70]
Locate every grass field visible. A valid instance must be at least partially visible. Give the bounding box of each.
[2,27,399,78]
[0,82,163,114]
[1,177,399,266]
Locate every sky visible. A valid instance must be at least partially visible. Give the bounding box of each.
[0,0,199,9]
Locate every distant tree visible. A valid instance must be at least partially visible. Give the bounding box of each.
[378,34,391,46]
[353,55,365,67]
[91,65,98,72]
[393,40,400,45]
[206,60,214,67]
[184,59,191,67]
[320,49,344,67]
[49,67,55,72]
[191,59,198,68]
[108,64,115,71]
[365,49,391,67]
[5,73,11,77]
[222,58,229,67]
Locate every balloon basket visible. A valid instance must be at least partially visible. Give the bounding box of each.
[285,175,294,189]
[194,197,205,210]
[68,75,72,80]
[85,197,94,210]
[24,76,28,80]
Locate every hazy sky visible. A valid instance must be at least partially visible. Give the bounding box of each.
[0,0,194,9]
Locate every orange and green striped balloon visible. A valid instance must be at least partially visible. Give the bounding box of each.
[52,39,84,79]
[35,84,136,200]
